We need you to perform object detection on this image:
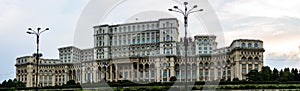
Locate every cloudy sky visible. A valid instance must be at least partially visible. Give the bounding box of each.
[0,0,300,82]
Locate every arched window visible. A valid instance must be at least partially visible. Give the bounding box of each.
[163,69,167,77]
[254,43,258,48]
[211,62,214,67]
[187,64,191,69]
[163,63,167,68]
[205,62,209,67]
[241,43,246,48]
[227,60,231,65]
[204,39,207,42]
[142,25,145,30]
[199,62,203,67]
[128,26,131,32]
[248,43,252,48]
[166,35,170,41]
[137,25,140,30]
[133,26,136,31]
[248,57,253,61]
[181,64,185,69]
[241,57,246,61]
[123,26,126,32]
[192,64,196,69]
[175,64,179,70]
[132,39,135,44]
[254,57,259,61]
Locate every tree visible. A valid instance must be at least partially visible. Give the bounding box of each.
[169,76,177,82]
[0,79,25,88]
[246,70,261,81]
[66,80,77,85]
[232,78,239,81]
[271,68,279,81]
[1,80,7,87]
[260,66,272,81]
[291,68,299,81]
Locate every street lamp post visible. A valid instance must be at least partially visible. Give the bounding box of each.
[169,2,203,90]
[27,27,49,90]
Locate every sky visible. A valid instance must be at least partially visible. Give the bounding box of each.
[0,0,300,82]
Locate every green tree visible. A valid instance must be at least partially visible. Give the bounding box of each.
[66,80,77,85]
[232,78,239,81]
[260,66,272,81]
[271,68,279,81]
[2,80,7,87]
[0,78,25,88]
[291,68,299,81]
[169,76,177,82]
[246,70,261,81]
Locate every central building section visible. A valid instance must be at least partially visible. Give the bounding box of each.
[94,18,179,59]
[93,18,181,82]
[93,18,219,82]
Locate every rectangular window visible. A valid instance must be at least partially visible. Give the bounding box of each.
[151,70,155,77]
[199,47,202,50]
[176,71,179,78]
[242,68,246,73]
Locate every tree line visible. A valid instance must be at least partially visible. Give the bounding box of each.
[0,78,25,88]
[246,66,300,82]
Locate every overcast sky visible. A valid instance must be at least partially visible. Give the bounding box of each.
[0,0,300,82]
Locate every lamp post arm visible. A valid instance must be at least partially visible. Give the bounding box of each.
[171,9,185,15]
[174,8,185,15]
[29,30,38,34]
[187,7,197,15]
[187,9,203,16]
[39,29,48,35]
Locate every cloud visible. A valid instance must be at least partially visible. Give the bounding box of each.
[218,0,300,20]
[210,0,300,53]
[207,0,300,69]
[0,0,89,82]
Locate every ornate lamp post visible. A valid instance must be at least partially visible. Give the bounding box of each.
[169,2,203,90]
[27,27,49,90]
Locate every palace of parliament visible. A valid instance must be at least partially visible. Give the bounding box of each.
[15,18,265,87]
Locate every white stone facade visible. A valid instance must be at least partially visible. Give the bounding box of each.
[15,18,264,87]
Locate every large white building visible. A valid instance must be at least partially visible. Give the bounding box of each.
[15,18,265,87]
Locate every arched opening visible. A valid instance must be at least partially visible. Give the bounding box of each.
[248,43,252,48]
[241,57,246,61]
[241,43,246,48]
[248,57,253,61]
[254,57,259,62]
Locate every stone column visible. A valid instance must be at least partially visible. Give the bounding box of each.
[27,72,32,87]
[246,64,248,74]
[170,57,175,77]
[179,69,182,82]
[137,63,139,81]
[93,67,97,83]
[155,58,160,82]
[225,67,228,80]
[110,65,113,82]
[208,69,210,81]
[115,64,118,82]
[196,63,200,81]
[64,73,67,84]
[131,64,134,81]
[82,67,85,83]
